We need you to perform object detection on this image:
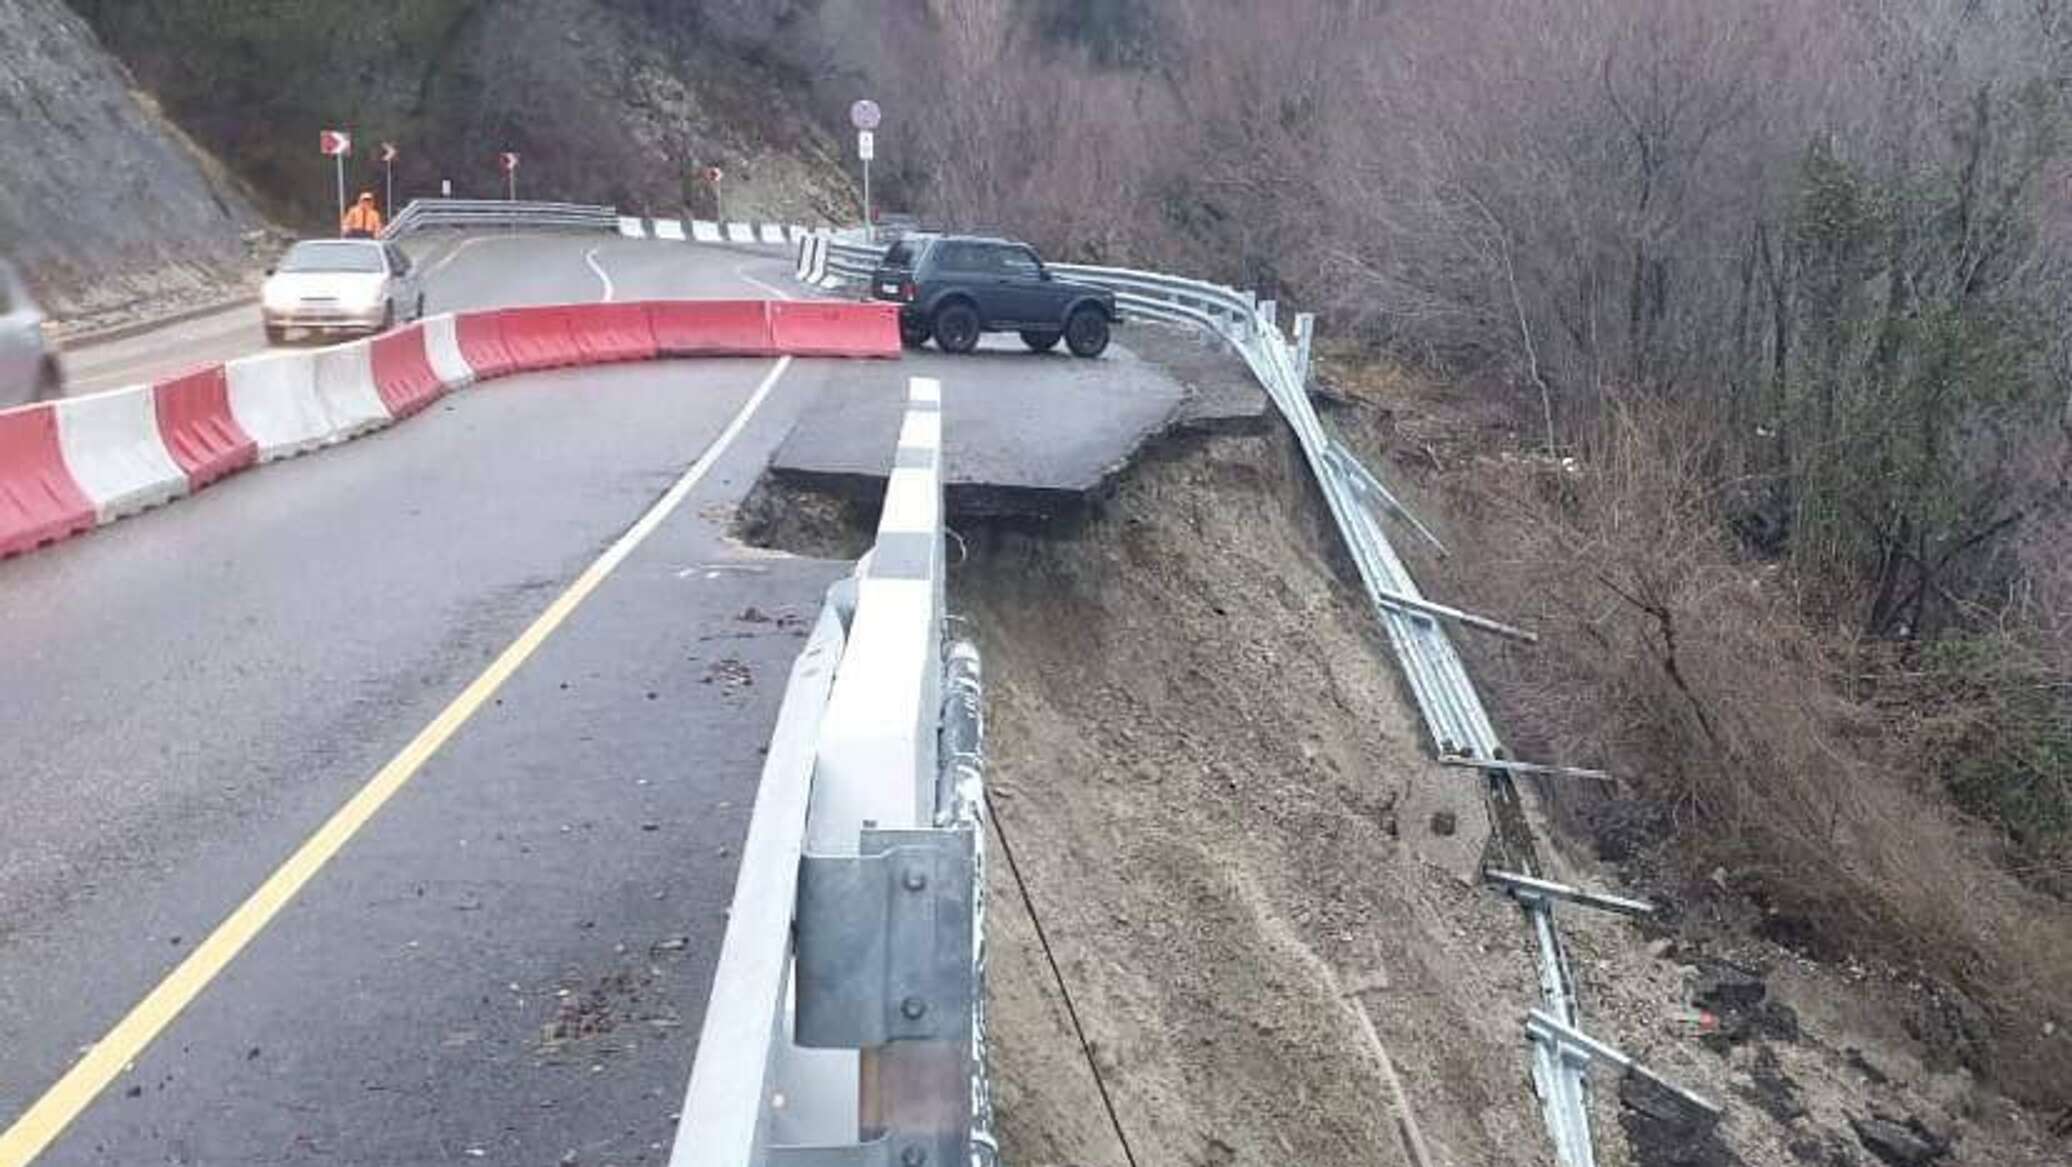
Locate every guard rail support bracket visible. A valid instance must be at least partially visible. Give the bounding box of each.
[1526,1010,1723,1120]
[1484,869,1656,917]
[795,827,977,1050]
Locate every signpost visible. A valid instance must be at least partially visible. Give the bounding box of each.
[850,99,880,240]
[499,151,520,201]
[379,141,398,217]
[707,165,725,225]
[320,129,352,230]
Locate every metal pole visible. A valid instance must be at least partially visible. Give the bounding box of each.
[715,177,723,227]
[863,155,872,243]
[334,153,345,235]
[507,169,516,202]
[384,158,393,221]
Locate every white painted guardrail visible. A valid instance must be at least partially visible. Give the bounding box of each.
[674,377,991,1167]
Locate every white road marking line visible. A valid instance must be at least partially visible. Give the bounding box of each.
[0,355,797,1167]
[585,247,616,302]
[732,263,794,301]
[419,233,499,282]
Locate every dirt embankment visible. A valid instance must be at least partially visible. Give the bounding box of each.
[941,352,2070,1164]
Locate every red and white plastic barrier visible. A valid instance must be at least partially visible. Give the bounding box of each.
[0,298,900,559]
[228,351,332,462]
[53,388,188,521]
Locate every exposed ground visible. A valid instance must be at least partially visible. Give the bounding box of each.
[930,346,2072,1165]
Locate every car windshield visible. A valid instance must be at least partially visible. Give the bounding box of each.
[278,242,385,274]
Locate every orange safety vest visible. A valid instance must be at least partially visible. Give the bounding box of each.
[342,200,383,235]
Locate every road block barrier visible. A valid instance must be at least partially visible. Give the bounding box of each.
[646,300,774,357]
[572,302,658,365]
[767,301,901,358]
[497,306,583,372]
[53,388,188,522]
[154,365,256,490]
[421,314,476,389]
[3,296,896,560]
[313,339,391,439]
[370,324,446,419]
[0,403,96,557]
[227,351,332,461]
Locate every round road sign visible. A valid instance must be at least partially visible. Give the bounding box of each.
[849,99,881,131]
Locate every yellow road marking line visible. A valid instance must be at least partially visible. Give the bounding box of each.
[0,354,796,1166]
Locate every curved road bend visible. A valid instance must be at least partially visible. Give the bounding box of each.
[0,237,847,1165]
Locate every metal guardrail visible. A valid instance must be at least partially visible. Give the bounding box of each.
[795,231,1719,1166]
[380,198,620,239]
[673,376,991,1167]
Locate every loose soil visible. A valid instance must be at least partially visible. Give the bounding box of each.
[945,381,2069,1163]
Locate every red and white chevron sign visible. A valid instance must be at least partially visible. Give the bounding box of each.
[498,151,520,173]
[319,129,352,157]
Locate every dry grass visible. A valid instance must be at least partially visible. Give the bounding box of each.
[1328,354,2072,1112]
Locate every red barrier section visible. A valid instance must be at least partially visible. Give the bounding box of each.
[370,324,445,419]
[645,299,774,357]
[154,365,257,490]
[571,302,659,365]
[455,310,518,378]
[0,404,94,556]
[766,301,902,358]
[498,306,582,372]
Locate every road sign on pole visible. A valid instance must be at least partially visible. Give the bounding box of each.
[850,101,880,242]
[380,142,398,216]
[499,152,519,201]
[321,130,352,230]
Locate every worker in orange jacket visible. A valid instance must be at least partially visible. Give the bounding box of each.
[341,192,383,238]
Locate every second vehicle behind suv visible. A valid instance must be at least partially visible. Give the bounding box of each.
[870,235,1119,358]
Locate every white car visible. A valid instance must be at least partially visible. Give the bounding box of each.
[262,239,425,343]
[0,258,62,409]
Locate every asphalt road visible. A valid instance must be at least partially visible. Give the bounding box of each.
[0,233,1201,1164]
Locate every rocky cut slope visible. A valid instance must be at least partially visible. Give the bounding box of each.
[0,0,265,321]
[65,0,856,231]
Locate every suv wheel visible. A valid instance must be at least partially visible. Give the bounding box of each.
[932,302,981,355]
[1064,306,1110,358]
[1019,329,1061,353]
[33,356,62,402]
[900,317,932,350]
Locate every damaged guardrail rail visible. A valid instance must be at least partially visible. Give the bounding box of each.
[797,230,1718,1167]
[671,376,994,1167]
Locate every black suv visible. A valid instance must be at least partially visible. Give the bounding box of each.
[869,235,1120,358]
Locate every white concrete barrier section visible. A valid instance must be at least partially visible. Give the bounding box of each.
[655,219,686,242]
[617,216,646,239]
[794,234,813,280]
[757,223,787,246]
[312,339,391,439]
[227,350,335,461]
[726,222,757,244]
[53,386,188,522]
[807,375,945,851]
[420,313,477,388]
[692,220,723,243]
